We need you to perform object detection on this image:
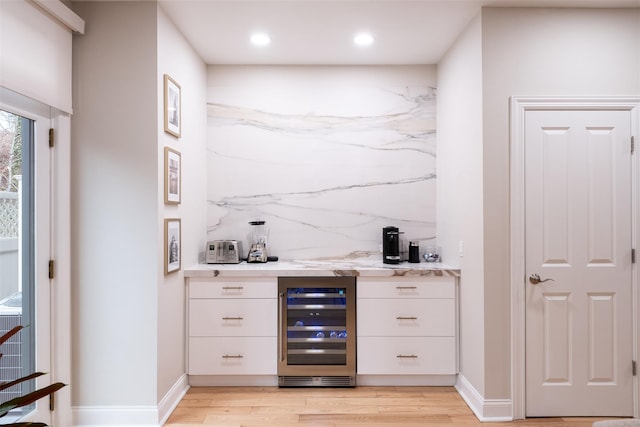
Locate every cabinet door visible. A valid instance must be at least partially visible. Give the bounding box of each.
[357,337,456,375]
[188,337,277,375]
[357,299,455,337]
[189,278,276,299]
[190,299,277,337]
[357,277,454,299]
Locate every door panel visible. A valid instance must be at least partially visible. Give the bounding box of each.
[541,128,570,266]
[525,109,633,417]
[542,293,571,384]
[588,293,615,383]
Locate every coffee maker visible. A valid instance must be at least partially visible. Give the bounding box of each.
[382,226,401,264]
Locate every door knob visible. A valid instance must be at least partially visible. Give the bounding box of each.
[529,273,554,285]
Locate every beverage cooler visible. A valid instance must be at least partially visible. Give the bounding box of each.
[278,276,356,387]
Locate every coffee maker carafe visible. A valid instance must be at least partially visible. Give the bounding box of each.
[247,220,269,263]
[382,226,401,264]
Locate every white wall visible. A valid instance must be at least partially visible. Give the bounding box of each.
[71,2,206,423]
[156,4,207,405]
[71,0,159,416]
[206,65,437,261]
[437,7,640,414]
[436,13,485,395]
[481,7,640,400]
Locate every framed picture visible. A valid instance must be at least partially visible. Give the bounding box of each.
[164,147,181,204]
[165,218,181,274]
[164,74,181,138]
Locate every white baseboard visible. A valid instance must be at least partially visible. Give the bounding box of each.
[455,373,513,422]
[159,373,190,425]
[72,374,189,426]
[72,405,159,427]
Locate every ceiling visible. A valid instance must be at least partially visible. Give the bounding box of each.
[158,0,640,65]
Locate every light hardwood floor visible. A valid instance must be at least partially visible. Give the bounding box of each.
[164,386,621,426]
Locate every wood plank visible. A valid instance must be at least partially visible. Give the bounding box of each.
[163,386,626,426]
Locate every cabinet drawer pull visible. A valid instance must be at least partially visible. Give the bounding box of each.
[222,354,244,359]
[396,316,418,320]
[222,286,244,290]
[395,286,417,290]
[222,316,244,321]
[396,354,418,359]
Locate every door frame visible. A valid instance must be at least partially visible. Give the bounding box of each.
[0,88,72,425]
[510,96,640,420]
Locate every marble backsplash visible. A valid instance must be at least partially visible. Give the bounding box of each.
[206,79,437,261]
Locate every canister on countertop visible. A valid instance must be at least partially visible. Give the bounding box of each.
[408,241,420,263]
[424,245,441,263]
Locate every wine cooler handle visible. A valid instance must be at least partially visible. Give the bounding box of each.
[278,292,285,362]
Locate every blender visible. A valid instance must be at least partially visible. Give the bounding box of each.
[247,220,269,263]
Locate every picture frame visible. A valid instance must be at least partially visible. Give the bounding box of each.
[164,147,181,204]
[163,74,181,138]
[164,218,181,274]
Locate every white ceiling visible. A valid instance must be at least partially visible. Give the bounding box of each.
[158,0,640,65]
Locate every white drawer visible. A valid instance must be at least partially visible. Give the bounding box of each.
[357,277,455,299]
[357,299,455,337]
[189,299,277,337]
[188,278,276,299]
[188,337,277,375]
[357,337,455,375]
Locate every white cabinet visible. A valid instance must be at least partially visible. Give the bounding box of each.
[186,273,458,386]
[186,277,277,376]
[356,276,457,378]
[189,337,277,375]
[357,337,455,375]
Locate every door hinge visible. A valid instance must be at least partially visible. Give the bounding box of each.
[633,360,637,376]
[632,136,635,154]
[49,391,55,411]
[48,128,54,148]
[48,260,54,279]
[633,249,636,264]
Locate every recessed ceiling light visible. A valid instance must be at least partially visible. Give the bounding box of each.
[250,33,271,46]
[353,33,374,47]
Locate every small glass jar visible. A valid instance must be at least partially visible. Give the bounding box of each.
[424,245,441,263]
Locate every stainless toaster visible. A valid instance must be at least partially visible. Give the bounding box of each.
[206,240,243,264]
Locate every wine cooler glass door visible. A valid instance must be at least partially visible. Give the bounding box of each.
[278,277,356,386]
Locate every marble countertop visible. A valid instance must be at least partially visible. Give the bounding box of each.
[184,259,460,278]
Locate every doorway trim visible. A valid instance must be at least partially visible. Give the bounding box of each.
[0,88,72,425]
[510,96,640,420]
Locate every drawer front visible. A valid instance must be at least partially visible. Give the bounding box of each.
[357,277,455,299]
[357,299,455,337]
[189,299,277,337]
[357,337,455,375]
[189,278,276,299]
[188,337,277,375]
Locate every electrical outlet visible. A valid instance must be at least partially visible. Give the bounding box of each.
[458,240,464,257]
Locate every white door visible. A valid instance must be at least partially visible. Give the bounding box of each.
[0,91,53,425]
[525,109,634,416]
